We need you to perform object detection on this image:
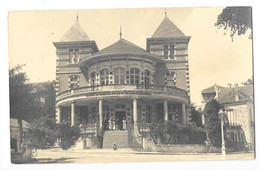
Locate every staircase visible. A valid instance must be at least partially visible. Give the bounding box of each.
[103,130,129,149]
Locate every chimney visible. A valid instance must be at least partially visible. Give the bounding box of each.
[228,83,232,88]
[234,84,239,101]
[235,84,239,90]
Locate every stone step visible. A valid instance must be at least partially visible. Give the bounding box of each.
[103,130,129,149]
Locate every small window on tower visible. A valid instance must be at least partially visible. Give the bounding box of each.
[164,45,168,59]
[169,45,175,59]
[69,75,79,90]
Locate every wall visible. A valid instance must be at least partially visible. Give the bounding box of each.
[143,138,220,153]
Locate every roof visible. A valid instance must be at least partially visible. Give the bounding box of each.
[10,118,30,129]
[238,85,254,97]
[201,84,231,96]
[202,84,253,104]
[218,87,253,104]
[152,16,186,38]
[60,22,90,42]
[88,38,162,59]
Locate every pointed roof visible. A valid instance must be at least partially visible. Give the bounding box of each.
[79,38,162,65]
[152,16,186,38]
[60,22,90,42]
[91,38,161,58]
[201,84,230,94]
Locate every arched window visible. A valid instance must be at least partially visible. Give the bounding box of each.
[69,75,79,89]
[100,69,109,85]
[144,70,151,84]
[130,68,140,84]
[90,72,96,86]
[114,67,125,84]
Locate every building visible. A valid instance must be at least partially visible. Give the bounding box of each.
[53,12,192,149]
[10,118,30,152]
[201,84,254,150]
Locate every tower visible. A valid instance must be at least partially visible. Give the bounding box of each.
[147,13,191,96]
[53,20,99,96]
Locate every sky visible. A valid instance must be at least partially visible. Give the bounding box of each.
[8,7,253,106]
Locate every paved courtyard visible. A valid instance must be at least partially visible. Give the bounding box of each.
[28,148,255,163]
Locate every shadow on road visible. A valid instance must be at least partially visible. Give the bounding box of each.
[28,157,77,164]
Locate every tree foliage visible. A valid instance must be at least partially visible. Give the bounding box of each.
[9,65,41,145]
[149,121,206,145]
[242,76,253,85]
[203,99,222,147]
[215,7,252,40]
[56,123,81,150]
[27,116,57,149]
[9,65,41,122]
[190,104,203,127]
[28,118,81,150]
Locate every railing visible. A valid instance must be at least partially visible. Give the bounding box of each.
[79,123,98,134]
[136,123,152,132]
[56,84,188,101]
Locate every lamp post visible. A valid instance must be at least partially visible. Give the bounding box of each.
[219,109,226,160]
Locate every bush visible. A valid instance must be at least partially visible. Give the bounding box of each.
[27,116,57,149]
[56,123,81,150]
[149,121,206,145]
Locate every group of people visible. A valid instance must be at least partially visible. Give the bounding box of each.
[106,117,126,130]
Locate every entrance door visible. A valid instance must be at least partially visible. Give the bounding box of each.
[115,111,125,130]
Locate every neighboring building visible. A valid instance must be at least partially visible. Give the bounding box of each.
[53,13,192,149]
[201,84,254,150]
[10,118,30,152]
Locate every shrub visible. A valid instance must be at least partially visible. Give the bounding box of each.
[149,121,206,145]
[56,123,81,150]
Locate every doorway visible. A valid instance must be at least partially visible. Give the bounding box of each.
[115,111,126,130]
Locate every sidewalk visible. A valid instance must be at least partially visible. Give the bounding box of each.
[30,148,255,164]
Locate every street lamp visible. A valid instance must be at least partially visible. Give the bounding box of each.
[219,109,226,160]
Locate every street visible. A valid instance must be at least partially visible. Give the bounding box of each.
[28,148,255,163]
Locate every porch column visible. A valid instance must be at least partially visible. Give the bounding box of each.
[133,98,138,123]
[71,101,75,126]
[99,98,103,129]
[56,106,61,124]
[164,100,168,121]
[182,103,186,124]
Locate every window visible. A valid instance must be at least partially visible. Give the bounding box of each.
[114,67,125,84]
[68,49,80,64]
[169,45,175,59]
[90,72,96,86]
[69,49,74,63]
[130,68,140,84]
[164,45,168,59]
[69,75,79,89]
[144,70,151,84]
[100,69,109,85]
[74,49,79,63]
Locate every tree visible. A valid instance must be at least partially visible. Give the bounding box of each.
[203,99,222,147]
[190,104,203,127]
[9,65,41,145]
[215,7,252,40]
[242,76,253,85]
